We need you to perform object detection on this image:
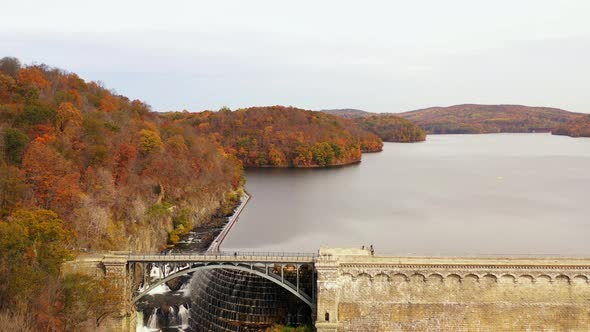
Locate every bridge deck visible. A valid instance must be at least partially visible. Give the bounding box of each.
[126,251,316,264]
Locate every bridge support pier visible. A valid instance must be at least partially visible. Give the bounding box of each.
[62,252,137,332]
[100,254,136,332]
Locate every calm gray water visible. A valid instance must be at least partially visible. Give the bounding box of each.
[222,133,590,255]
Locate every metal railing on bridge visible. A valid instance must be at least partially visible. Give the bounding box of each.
[126,251,317,263]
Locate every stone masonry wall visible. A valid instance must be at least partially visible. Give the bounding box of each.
[315,248,590,332]
[62,253,136,332]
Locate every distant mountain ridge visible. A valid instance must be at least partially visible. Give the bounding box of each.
[320,108,374,119]
[553,114,590,138]
[398,104,580,134]
[322,104,583,135]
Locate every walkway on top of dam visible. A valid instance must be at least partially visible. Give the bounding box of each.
[109,249,590,267]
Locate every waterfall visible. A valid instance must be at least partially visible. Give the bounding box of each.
[146,283,171,295]
[137,282,148,293]
[178,304,190,328]
[168,306,178,326]
[148,263,182,281]
[146,308,158,329]
[180,279,191,296]
[149,265,162,279]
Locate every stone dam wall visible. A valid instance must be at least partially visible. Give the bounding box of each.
[64,249,590,331]
[315,248,590,332]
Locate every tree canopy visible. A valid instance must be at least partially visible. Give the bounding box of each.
[0,57,244,329]
[170,106,383,167]
[553,114,590,138]
[397,104,580,134]
[354,115,426,142]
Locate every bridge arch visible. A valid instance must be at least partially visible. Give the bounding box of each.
[133,264,314,307]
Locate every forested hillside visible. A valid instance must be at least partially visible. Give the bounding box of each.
[321,109,426,142]
[171,106,383,167]
[353,115,426,142]
[320,108,374,119]
[553,114,590,138]
[0,57,242,251]
[0,57,242,329]
[397,104,580,134]
[0,58,388,329]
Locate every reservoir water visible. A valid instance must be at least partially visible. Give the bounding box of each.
[222,133,590,255]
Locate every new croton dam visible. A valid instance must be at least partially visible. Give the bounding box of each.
[64,248,590,331]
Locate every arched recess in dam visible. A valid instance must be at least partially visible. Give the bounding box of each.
[190,268,313,331]
[134,264,313,307]
[136,264,315,331]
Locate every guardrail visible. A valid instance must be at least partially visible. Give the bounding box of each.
[373,251,590,259]
[208,191,251,252]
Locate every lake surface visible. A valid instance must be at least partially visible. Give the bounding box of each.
[221,134,590,256]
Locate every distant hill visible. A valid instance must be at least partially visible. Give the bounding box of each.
[354,115,426,142]
[553,114,590,138]
[321,108,374,119]
[396,104,581,134]
[322,104,585,136]
[321,109,426,142]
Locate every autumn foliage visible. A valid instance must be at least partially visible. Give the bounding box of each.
[0,57,380,329]
[354,115,426,142]
[0,209,71,328]
[171,106,383,167]
[397,104,581,134]
[553,114,590,138]
[321,109,427,142]
[0,56,245,329]
[0,57,242,252]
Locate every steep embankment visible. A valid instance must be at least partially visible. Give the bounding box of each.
[170,106,383,167]
[397,104,580,134]
[0,56,245,329]
[0,56,244,254]
[553,114,590,138]
[321,109,426,142]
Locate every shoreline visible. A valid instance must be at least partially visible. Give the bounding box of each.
[244,160,363,169]
[207,191,251,252]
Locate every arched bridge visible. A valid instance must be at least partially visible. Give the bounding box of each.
[126,251,316,307]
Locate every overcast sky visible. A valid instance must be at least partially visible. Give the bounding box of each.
[2,0,589,113]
